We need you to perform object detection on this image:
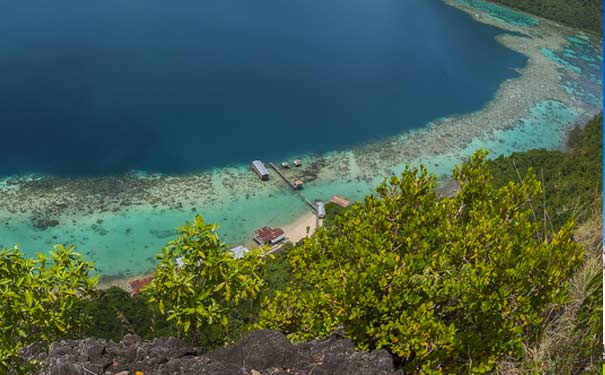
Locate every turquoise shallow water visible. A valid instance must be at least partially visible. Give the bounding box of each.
[410,100,581,176]
[0,97,591,278]
[0,5,602,278]
[541,32,603,107]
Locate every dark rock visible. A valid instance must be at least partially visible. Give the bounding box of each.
[121,334,142,346]
[32,218,60,230]
[208,330,306,374]
[149,229,175,239]
[31,330,403,375]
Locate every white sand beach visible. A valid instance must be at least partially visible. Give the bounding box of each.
[282,211,320,244]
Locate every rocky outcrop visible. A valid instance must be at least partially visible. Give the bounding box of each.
[31,329,403,375]
[32,217,59,230]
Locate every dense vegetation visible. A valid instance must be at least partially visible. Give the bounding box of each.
[78,287,177,341]
[0,246,97,374]
[259,151,583,374]
[1,115,601,374]
[77,244,295,346]
[488,114,602,230]
[316,115,603,374]
[145,216,266,346]
[490,0,602,34]
[488,115,603,374]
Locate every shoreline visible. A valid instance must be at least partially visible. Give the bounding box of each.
[97,211,321,291]
[0,0,601,279]
[279,211,320,245]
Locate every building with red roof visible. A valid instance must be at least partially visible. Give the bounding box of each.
[129,276,154,295]
[254,226,285,245]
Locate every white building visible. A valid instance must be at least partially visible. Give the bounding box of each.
[230,245,250,259]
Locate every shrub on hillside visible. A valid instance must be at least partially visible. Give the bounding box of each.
[259,150,583,374]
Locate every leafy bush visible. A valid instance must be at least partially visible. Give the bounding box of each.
[78,286,177,341]
[259,151,583,374]
[489,115,602,230]
[145,215,266,346]
[0,245,97,374]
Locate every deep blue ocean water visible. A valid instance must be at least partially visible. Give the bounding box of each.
[0,0,526,176]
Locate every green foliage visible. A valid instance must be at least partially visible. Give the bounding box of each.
[573,268,603,366]
[498,209,603,375]
[77,287,177,341]
[259,150,583,374]
[74,236,296,349]
[214,244,297,345]
[0,245,97,374]
[145,215,265,346]
[488,115,603,374]
[489,114,603,230]
[323,202,347,227]
[258,243,294,299]
[2,118,598,373]
[490,0,602,34]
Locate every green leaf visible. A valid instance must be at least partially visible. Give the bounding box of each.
[24,291,33,308]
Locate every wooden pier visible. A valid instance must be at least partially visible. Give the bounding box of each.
[267,162,325,218]
[301,195,316,210]
[269,163,303,190]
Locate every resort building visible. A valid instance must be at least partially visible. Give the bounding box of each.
[175,256,202,270]
[230,245,249,259]
[254,226,285,245]
[129,276,154,295]
[252,160,270,180]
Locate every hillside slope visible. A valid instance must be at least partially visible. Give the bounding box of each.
[489,0,602,34]
[489,114,602,230]
[7,114,603,374]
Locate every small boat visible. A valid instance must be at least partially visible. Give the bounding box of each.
[314,201,326,219]
[281,161,290,169]
[293,159,302,167]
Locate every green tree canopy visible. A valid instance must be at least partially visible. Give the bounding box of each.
[0,245,97,374]
[259,150,583,374]
[489,114,603,230]
[145,215,266,346]
[491,0,602,34]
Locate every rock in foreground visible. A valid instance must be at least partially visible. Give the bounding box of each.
[33,329,403,375]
